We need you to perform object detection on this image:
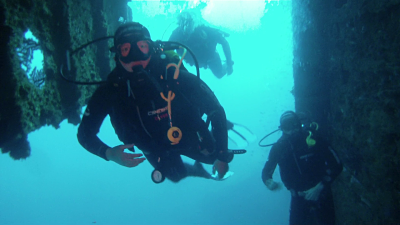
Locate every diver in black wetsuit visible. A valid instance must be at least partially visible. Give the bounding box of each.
[77,22,234,183]
[169,11,234,79]
[261,111,343,225]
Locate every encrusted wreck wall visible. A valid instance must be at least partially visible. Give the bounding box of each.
[0,0,129,159]
[293,0,400,224]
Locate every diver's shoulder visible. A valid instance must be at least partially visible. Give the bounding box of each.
[91,82,116,98]
[93,70,123,94]
[169,27,184,40]
[274,136,290,148]
[199,25,220,33]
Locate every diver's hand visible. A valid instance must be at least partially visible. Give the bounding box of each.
[212,160,229,179]
[302,182,324,201]
[106,144,146,168]
[264,179,281,191]
[227,65,233,75]
[226,61,234,75]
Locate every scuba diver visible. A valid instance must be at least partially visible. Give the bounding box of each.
[77,22,239,183]
[261,111,343,225]
[169,10,234,79]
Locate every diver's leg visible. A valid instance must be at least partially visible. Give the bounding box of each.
[162,153,212,181]
[208,52,225,79]
[289,195,309,225]
[184,161,212,179]
[181,149,219,179]
[180,146,219,179]
[316,188,335,225]
[148,151,213,182]
[162,152,188,183]
[144,151,187,183]
[143,152,160,170]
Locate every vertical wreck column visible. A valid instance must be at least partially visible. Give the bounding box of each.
[292,0,332,136]
[292,0,400,224]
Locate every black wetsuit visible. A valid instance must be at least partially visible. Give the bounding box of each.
[262,130,342,225]
[77,56,229,182]
[169,25,232,78]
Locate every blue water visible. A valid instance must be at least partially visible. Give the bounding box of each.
[0,1,294,224]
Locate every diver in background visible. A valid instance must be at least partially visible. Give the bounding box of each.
[169,10,234,79]
[261,111,342,225]
[77,22,234,183]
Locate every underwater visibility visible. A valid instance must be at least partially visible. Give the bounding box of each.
[2,0,399,224]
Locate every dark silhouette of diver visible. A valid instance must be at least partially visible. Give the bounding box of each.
[261,111,343,225]
[169,11,234,79]
[77,22,245,184]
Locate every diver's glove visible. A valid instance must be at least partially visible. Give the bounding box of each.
[212,160,232,180]
[211,150,234,180]
[302,182,324,201]
[226,60,234,75]
[106,144,146,168]
[264,179,280,191]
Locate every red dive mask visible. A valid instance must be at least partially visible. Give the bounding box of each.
[116,37,152,64]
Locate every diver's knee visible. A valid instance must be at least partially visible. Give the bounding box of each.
[165,168,187,183]
[167,176,182,183]
[213,70,226,79]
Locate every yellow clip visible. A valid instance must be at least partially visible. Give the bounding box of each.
[306,131,316,147]
[167,127,182,145]
[160,90,175,102]
[160,90,175,127]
